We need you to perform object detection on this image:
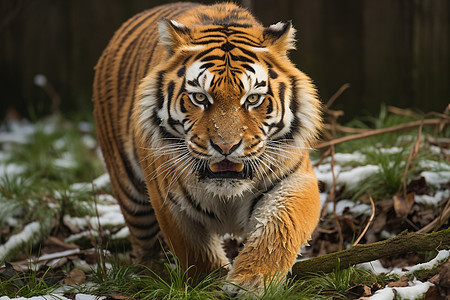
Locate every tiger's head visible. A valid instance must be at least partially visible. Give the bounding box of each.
[136,13,321,197]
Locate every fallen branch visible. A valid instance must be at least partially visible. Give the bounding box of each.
[317,118,449,149]
[292,228,450,278]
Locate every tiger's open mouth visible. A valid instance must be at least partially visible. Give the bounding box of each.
[199,159,252,179]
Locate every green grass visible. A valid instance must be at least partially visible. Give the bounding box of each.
[0,263,61,298]
[300,259,379,299]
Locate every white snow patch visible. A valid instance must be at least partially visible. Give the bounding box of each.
[420,171,450,187]
[359,250,450,278]
[0,120,35,145]
[404,249,450,273]
[63,203,124,231]
[358,260,392,274]
[369,280,433,300]
[394,280,434,299]
[319,192,328,207]
[53,137,67,150]
[37,248,81,261]
[318,152,366,164]
[0,162,26,177]
[315,163,379,191]
[77,121,93,133]
[111,226,130,239]
[419,160,450,171]
[70,173,111,192]
[415,189,449,206]
[93,173,111,189]
[369,280,434,300]
[0,222,42,261]
[337,165,379,189]
[0,295,71,300]
[53,152,78,169]
[327,199,371,216]
[81,134,96,149]
[75,294,107,300]
[430,145,450,156]
[64,231,91,243]
[380,230,396,240]
[97,193,117,203]
[378,147,404,154]
[367,286,395,300]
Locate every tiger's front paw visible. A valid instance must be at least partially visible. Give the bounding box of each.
[223,273,268,298]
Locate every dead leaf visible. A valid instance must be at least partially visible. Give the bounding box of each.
[428,273,440,285]
[361,285,372,296]
[438,261,450,288]
[64,269,86,285]
[388,275,409,287]
[423,285,444,300]
[371,211,387,233]
[393,193,415,218]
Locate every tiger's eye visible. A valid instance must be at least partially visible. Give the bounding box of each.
[246,94,260,104]
[193,93,207,103]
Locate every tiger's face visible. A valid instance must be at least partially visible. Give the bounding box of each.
[137,20,321,196]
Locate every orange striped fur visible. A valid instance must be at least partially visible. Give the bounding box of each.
[93,2,321,294]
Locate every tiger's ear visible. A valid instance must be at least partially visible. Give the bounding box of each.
[158,17,191,54]
[263,21,296,53]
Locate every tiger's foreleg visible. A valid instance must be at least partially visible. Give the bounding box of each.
[137,150,229,275]
[226,170,321,294]
[146,184,230,275]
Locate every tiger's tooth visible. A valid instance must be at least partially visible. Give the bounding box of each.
[235,163,244,172]
[209,163,219,173]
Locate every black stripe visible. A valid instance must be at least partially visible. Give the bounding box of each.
[242,64,255,73]
[201,55,225,62]
[230,38,261,47]
[125,217,158,230]
[120,200,154,217]
[266,97,273,115]
[194,48,215,61]
[134,227,160,241]
[200,62,215,69]
[267,82,286,137]
[156,71,166,109]
[255,80,267,88]
[177,66,186,77]
[237,46,258,60]
[282,77,301,140]
[269,69,278,79]
[192,39,224,45]
[194,34,227,40]
[229,52,253,63]
[178,184,220,221]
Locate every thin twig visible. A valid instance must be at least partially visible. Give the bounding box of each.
[322,124,369,134]
[317,118,449,149]
[387,106,422,119]
[323,83,351,112]
[352,195,376,246]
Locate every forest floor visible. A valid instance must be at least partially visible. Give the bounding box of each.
[0,104,449,299]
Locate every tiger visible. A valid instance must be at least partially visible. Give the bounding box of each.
[92,1,322,294]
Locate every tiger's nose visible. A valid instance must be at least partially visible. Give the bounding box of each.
[210,140,242,155]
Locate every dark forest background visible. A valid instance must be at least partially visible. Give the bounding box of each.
[1,0,449,122]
